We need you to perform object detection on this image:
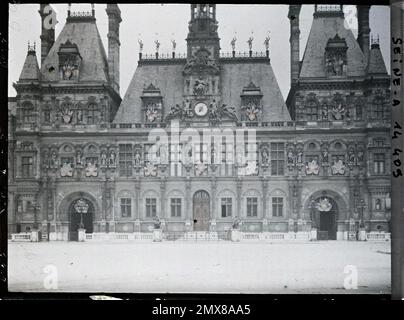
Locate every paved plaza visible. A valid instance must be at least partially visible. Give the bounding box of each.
[8,241,390,294]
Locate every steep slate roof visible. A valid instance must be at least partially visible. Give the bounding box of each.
[114,60,291,123]
[19,51,41,81]
[367,44,388,75]
[299,12,367,79]
[40,18,109,83]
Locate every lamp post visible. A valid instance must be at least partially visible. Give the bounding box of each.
[33,202,40,230]
[357,199,366,229]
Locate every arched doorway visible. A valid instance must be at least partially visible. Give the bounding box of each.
[68,198,94,241]
[312,196,338,240]
[193,190,210,231]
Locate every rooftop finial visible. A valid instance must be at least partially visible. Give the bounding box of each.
[27,41,36,55]
[68,3,71,17]
[371,33,380,48]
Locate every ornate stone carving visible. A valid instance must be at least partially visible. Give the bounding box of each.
[305,159,320,175]
[85,162,98,177]
[145,103,159,122]
[287,150,296,165]
[194,77,208,96]
[144,162,157,177]
[183,48,219,75]
[331,160,345,175]
[195,161,207,176]
[61,106,73,124]
[244,102,261,121]
[315,198,332,212]
[209,101,238,122]
[60,162,73,177]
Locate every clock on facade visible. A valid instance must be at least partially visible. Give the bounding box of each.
[194,102,208,117]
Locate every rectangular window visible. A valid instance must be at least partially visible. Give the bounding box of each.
[120,198,132,218]
[246,197,258,217]
[169,144,182,177]
[170,198,182,217]
[221,142,233,176]
[272,197,284,217]
[373,153,385,174]
[145,198,157,218]
[119,144,133,177]
[21,108,35,123]
[307,106,318,121]
[21,156,33,177]
[221,198,232,218]
[271,143,285,176]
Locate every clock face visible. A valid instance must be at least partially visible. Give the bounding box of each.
[194,102,208,117]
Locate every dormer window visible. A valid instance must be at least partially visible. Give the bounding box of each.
[240,82,263,123]
[141,83,163,125]
[324,34,348,77]
[58,40,82,81]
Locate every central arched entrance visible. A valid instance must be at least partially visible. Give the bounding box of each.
[193,190,210,231]
[312,196,338,240]
[68,198,94,241]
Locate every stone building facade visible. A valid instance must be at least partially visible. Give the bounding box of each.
[8,4,391,241]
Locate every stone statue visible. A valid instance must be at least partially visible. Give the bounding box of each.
[261,149,269,165]
[101,151,107,166]
[134,151,141,166]
[153,216,161,229]
[287,150,295,165]
[155,39,160,53]
[231,37,236,51]
[138,39,143,52]
[321,150,329,163]
[232,218,241,229]
[171,39,176,52]
[194,78,207,96]
[247,36,254,50]
[109,151,116,166]
[264,35,270,50]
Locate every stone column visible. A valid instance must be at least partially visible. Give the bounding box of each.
[236,178,242,219]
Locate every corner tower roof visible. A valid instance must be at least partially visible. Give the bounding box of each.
[40,12,109,83]
[19,45,41,81]
[299,7,367,79]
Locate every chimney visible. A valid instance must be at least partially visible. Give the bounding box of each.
[288,5,302,86]
[106,4,122,94]
[357,5,371,63]
[38,4,56,65]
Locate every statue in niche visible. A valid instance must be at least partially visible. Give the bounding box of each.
[357,150,364,164]
[287,150,295,165]
[297,151,303,164]
[77,109,83,123]
[61,107,74,124]
[261,149,269,165]
[321,149,329,163]
[211,146,217,164]
[108,151,116,166]
[50,151,58,168]
[101,151,107,166]
[348,149,356,166]
[321,103,328,120]
[76,150,82,166]
[42,152,49,169]
[183,99,193,118]
[134,150,141,166]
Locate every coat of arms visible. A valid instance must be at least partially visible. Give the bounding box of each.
[305,159,320,175]
[144,162,157,177]
[315,198,332,212]
[331,159,345,175]
[195,161,207,176]
[145,104,158,122]
[85,162,98,177]
[60,162,73,177]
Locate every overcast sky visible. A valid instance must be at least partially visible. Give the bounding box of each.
[8,4,390,99]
